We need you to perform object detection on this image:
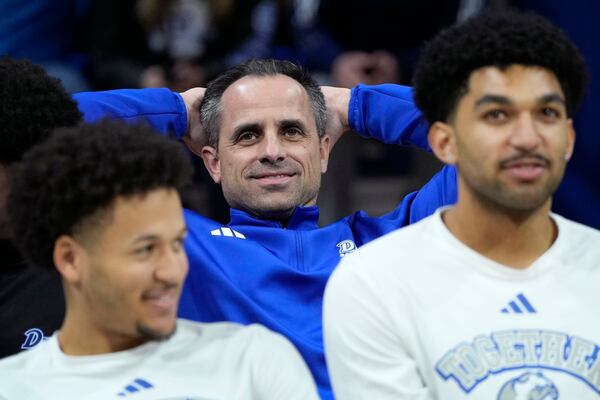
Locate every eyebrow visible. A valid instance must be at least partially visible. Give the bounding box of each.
[539,93,566,106]
[131,227,188,245]
[278,119,308,132]
[230,119,310,140]
[474,93,566,109]
[231,123,263,141]
[474,95,512,108]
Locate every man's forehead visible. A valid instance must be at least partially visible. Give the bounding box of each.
[219,74,314,127]
[222,74,308,105]
[99,190,184,241]
[466,64,564,100]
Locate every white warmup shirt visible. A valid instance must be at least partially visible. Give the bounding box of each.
[324,209,600,399]
[0,319,318,399]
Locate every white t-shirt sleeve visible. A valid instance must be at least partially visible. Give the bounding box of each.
[324,254,433,400]
[247,325,319,400]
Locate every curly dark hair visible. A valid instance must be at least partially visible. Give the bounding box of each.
[8,120,193,268]
[413,11,588,123]
[0,57,82,165]
[200,59,327,148]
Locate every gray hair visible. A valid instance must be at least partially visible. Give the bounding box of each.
[200,59,327,148]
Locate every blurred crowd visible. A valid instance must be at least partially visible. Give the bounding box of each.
[1,0,598,230]
[0,0,475,92]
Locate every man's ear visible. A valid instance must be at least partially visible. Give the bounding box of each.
[428,121,458,165]
[319,135,331,174]
[200,146,222,184]
[53,235,86,285]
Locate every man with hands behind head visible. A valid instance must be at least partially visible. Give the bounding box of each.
[170,59,458,399]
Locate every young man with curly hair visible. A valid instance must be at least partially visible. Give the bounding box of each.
[324,12,600,399]
[0,56,195,358]
[0,120,318,399]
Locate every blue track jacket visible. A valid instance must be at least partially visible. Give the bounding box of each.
[74,84,458,399]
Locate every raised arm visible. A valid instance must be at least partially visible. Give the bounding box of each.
[349,84,430,149]
[73,84,425,148]
[322,83,429,150]
[337,84,457,236]
[323,83,431,151]
[73,88,189,138]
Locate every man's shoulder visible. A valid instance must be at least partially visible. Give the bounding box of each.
[351,212,439,262]
[175,318,242,340]
[176,319,281,345]
[555,213,600,238]
[329,213,441,289]
[553,214,600,260]
[174,320,294,360]
[183,208,220,227]
[0,335,54,372]
[182,210,238,243]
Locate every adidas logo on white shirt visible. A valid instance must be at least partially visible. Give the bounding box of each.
[210,227,246,239]
[500,293,537,314]
[117,378,154,396]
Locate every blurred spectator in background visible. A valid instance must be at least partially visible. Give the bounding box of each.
[89,0,277,91]
[273,0,460,87]
[0,0,91,93]
[321,0,459,87]
[1,0,597,229]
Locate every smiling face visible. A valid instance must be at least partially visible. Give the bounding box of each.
[73,188,188,346]
[431,65,575,213]
[201,74,330,219]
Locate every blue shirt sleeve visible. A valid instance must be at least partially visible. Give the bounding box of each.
[73,88,188,138]
[346,83,458,245]
[348,84,430,150]
[403,165,457,224]
[349,166,457,246]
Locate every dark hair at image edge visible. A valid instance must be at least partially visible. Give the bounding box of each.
[413,11,588,124]
[0,56,82,164]
[8,120,194,268]
[200,59,327,148]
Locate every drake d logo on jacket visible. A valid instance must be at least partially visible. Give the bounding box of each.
[336,240,356,257]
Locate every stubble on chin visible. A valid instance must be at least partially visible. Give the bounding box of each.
[136,322,177,342]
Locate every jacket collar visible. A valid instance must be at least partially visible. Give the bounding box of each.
[229,206,320,230]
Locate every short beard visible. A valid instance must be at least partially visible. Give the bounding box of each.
[136,323,177,342]
[457,171,559,227]
[460,157,562,217]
